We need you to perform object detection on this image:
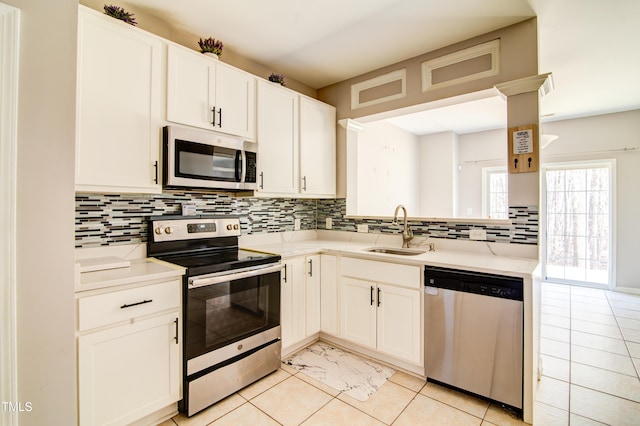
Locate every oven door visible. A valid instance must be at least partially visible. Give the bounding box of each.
[184,264,282,375]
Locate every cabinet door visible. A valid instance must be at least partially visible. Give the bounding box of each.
[256,81,299,195]
[167,44,216,130]
[305,255,321,336]
[280,257,305,350]
[376,283,421,364]
[320,254,338,336]
[215,62,255,140]
[76,8,162,193]
[78,311,180,426]
[340,277,376,349]
[299,97,336,197]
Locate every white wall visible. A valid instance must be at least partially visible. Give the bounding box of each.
[355,121,418,216]
[418,132,458,217]
[457,129,507,217]
[4,0,78,424]
[541,109,640,291]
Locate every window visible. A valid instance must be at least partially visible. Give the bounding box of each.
[483,167,508,219]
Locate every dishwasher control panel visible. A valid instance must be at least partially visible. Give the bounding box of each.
[424,266,523,301]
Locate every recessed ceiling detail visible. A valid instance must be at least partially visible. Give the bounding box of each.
[421,39,500,92]
[350,69,406,110]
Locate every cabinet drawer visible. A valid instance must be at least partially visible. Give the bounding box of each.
[341,257,420,289]
[78,279,181,331]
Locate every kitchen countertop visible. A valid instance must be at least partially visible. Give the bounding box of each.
[244,235,539,279]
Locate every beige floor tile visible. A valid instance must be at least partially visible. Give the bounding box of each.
[541,337,570,360]
[628,341,640,358]
[613,307,640,321]
[294,370,341,397]
[541,324,571,342]
[301,398,384,426]
[609,300,640,312]
[541,304,571,318]
[543,283,571,293]
[570,309,617,326]
[237,368,291,400]
[568,413,608,425]
[533,401,569,426]
[616,310,640,324]
[172,393,245,426]
[483,403,526,426]
[535,376,570,411]
[571,362,640,403]
[211,403,280,426]
[571,301,613,315]
[279,362,299,375]
[542,290,571,301]
[571,294,609,306]
[570,384,640,426]
[156,420,177,426]
[540,354,570,382]
[419,381,489,418]
[570,286,606,297]
[571,330,628,355]
[607,291,640,303]
[337,380,416,424]
[571,344,638,376]
[251,376,332,426]
[542,298,571,309]
[541,313,571,329]
[633,358,640,376]
[388,370,426,392]
[393,394,482,426]
[621,327,640,343]
[571,319,623,339]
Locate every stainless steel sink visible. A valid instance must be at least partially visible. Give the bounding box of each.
[363,247,426,256]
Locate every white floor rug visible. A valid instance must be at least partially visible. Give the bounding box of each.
[283,342,395,401]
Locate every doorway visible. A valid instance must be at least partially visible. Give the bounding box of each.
[541,161,614,289]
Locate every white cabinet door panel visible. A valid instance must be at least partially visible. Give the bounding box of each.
[300,97,336,196]
[376,283,421,364]
[305,255,321,336]
[340,277,376,349]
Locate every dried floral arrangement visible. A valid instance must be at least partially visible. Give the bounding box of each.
[268,73,285,86]
[103,4,137,26]
[198,38,224,57]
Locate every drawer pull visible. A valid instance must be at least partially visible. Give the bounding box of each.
[174,317,179,344]
[120,299,152,309]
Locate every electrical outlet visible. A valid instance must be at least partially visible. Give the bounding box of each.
[294,218,301,231]
[325,217,333,229]
[469,229,487,240]
[357,224,368,233]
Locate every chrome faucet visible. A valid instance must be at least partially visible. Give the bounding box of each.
[393,204,414,248]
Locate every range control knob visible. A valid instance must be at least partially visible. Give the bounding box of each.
[226,224,233,231]
[165,227,173,234]
[233,224,239,230]
[154,227,164,235]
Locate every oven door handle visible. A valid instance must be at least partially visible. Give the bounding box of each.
[188,263,283,288]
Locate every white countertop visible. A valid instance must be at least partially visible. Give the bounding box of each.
[242,231,539,278]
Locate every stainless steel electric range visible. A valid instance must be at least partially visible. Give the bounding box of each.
[148,215,282,417]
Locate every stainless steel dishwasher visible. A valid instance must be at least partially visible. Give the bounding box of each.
[424,266,524,413]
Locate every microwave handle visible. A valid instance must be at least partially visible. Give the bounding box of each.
[235,150,243,182]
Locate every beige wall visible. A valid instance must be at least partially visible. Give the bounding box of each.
[79,0,318,98]
[4,0,78,424]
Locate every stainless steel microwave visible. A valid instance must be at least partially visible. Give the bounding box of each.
[163,125,257,190]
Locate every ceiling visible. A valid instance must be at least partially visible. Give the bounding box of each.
[117,0,640,133]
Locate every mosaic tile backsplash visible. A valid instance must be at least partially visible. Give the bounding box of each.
[75,193,538,248]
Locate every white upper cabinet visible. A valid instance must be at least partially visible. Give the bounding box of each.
[256,81,336,198]
[256,81,299,195]
[76,6,163,193]
[300,97,336,197]
[167,45,255,140]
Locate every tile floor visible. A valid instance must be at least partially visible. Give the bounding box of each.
[162,282,640,425]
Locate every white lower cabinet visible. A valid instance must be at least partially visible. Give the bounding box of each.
[339,257,422,365]
[77,279,181,426]
[280,254,321,353]
[319,254,338,336]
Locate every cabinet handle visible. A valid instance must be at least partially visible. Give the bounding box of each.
[174,317,179,344]
[153,161,159,184]
[120,299,152,309]
[283,264,287,283]
[377,288,381,307]
[308,259,313,277]
[211,106,216,127]
[259,172,264,189]
[218,108,223,128]
[302,176,307,191]
[370,286,374,306]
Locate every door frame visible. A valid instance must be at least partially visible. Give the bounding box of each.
[540,159,617,290]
